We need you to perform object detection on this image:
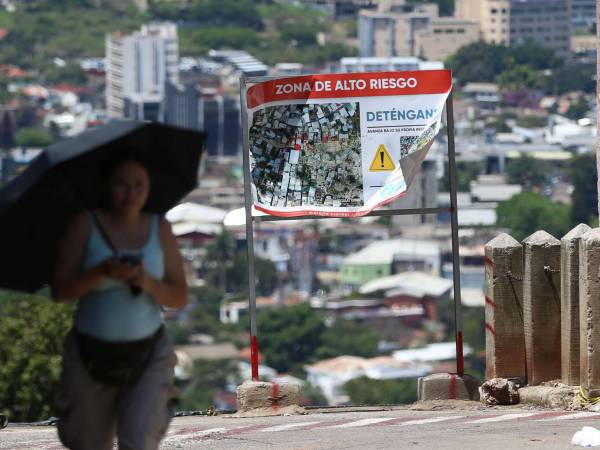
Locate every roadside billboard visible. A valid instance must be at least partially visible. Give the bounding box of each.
[243,70,452,217]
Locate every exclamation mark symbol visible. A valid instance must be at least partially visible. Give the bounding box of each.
[380,151,384,168]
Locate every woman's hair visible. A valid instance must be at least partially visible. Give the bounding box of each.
[100,149,149,181]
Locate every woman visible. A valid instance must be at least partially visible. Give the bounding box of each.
[51,152,188,450]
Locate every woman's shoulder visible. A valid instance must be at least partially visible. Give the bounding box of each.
[71,210,92,229]
[157,215,173,235]
[63,210,92,241]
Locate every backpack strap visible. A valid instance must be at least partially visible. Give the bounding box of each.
[88,210,117,256]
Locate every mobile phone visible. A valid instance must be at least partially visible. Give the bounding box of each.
[118,253,142,266]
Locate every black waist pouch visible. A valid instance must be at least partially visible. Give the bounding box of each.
[74,326,163,386]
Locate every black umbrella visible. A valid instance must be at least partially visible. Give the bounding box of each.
[0,120,206,293]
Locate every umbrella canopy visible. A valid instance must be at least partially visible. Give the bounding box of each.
[0,120,206,292]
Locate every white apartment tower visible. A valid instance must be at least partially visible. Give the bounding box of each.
[106,22,179,119]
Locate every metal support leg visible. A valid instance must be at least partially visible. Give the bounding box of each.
[445,91,464,377]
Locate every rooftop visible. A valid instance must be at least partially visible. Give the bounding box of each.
[343,239,440,266]
[359,271,452,297]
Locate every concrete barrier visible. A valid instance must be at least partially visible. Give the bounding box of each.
[236,381,301,412]
[579,228,600,396]
[523,231,561,385]
[484,233,526,380]
[561,224,590,386]
[518,384,577,409]
[417,373,480,401]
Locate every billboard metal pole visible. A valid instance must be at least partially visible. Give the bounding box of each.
[445,90,464,377]
[240,77,260,381]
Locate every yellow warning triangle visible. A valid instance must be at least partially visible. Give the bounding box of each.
[369,144,396,171]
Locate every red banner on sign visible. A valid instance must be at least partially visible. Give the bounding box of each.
[246,70,452,109]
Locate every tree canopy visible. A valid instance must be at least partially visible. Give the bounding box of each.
[15,127,54,148]
[203,229,277,296]
[255,303,326,373]
[505,155,551,191]
[315,320,379,360]
[0,292,73,422]
[248,303,379,373]
[446,40,579,93]
[569,153,598,225]
[1,0,356,72]
[343,376,418,405]
[496,192,571,241]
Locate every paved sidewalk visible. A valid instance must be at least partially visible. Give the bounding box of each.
[1,407,597,449]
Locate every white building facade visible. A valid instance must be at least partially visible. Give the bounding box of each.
[106,22,179,119]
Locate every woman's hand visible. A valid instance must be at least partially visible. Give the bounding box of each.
[98,258,139,283]
[128,265,153,294]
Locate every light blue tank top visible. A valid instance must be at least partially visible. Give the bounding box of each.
[75,212,165,342]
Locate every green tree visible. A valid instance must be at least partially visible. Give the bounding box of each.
[148,0,183,20]
[343,377,418,405]
[203,229,276,296]
[495,65,542,90]
[315,320,378,360]
[204,228,236,291]
[447,40,561,87]
[436,297,485,353]
[566,96,590,120]
[300,381,327,405]
[569,153,597,225]
[190,0,263,29]
[505,155,550,191]
[178,359,239,411]
[0,292,74,422]
[281,23,321,47]
[439,161,481,192]
[15,126,53,148]
[0,4,143,69]
[542,64,595,95]
[446,42,511,85]
[255,303,325,373]
[44,62,87,85]
[485,116,511,133]
[496,192,571,240]
[178,26,260,56]
[509,39,562,71]
[515,116,547,128]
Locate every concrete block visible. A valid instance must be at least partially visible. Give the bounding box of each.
[479,378,519,405]
[523,230,561,385]
[518,384,577,410]
[484,233,526,380]
[579,229,600,396]
[561,224,590,386]
[417,373,480,401]
[236,381,300,412]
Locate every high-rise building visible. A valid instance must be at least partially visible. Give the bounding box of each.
[163,81,242,157]
[571,0,596,30]
[106,22,178,119]
[455,0,571,59]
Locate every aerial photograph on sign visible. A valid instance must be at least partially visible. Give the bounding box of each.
[399,123,438,159]
[250,102,363,208]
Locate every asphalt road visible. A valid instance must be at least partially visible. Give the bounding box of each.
[1,406,599,449]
